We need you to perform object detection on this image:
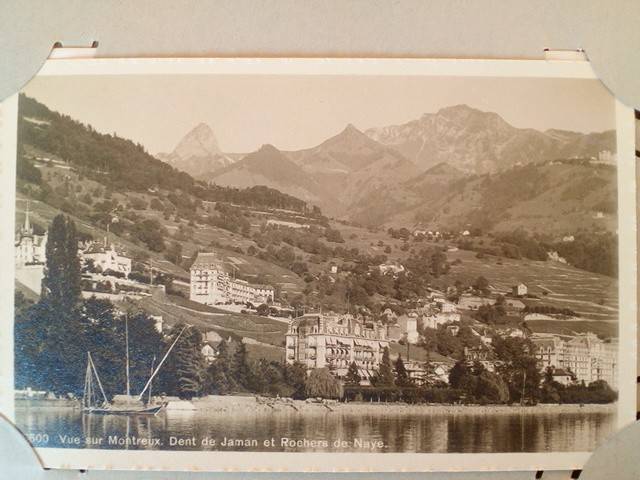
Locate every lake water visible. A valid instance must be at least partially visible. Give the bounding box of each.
[15,407,615,453]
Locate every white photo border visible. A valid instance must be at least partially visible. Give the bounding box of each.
[0,57,636,472]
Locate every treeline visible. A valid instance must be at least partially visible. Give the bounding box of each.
[194,184,322,216]
[18,94,322,216]
[14,215,167,397]
[19,94,195,193]
[459,228,617,277]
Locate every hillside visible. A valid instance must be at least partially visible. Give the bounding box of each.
[207,144,332,206]
[350,159,617,233]
[365,104,616,174]
[211,125,419,216]
[16,95,324,298]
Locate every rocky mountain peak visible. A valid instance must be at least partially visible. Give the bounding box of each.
[173,122,221,159]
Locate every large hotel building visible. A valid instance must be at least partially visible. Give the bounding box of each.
[190,252,274,306]
[285,313,390,380]
[532,332,618,388]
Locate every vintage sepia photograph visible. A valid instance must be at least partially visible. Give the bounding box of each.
[2,58,636,471]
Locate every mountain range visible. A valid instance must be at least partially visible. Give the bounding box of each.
[365,105,615,173]
[191,105,614,224]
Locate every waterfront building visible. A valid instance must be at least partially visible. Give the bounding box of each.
[531,333,617,388]
[550,368,574,386]
[285,313,389,379]
[190,252,274,306]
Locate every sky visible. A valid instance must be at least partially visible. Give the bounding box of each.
[22,75,616,155]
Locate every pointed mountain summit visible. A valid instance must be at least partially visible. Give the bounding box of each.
[208,144,330,205]
[174,123,221,159]
[366,104,615,173]
[157,123,234,179]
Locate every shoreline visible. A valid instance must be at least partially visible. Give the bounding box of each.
[15,395,617,416]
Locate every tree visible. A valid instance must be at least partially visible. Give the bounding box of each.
[373,347,394,386]
[256,304,270,316]
[304,368,342,399]
[160,324,207,399]
[394,355,410,386]
[232,341,252,390]
[493,336,541,404]
[473,275,490,294]
[165,241,183,265]
[345,361,362,386]
[41,214,82,311]
[283,361,307,399]
[448,360,469,390]
[16,215,87,396]
[207,339,235,394]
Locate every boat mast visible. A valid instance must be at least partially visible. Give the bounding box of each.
[148,356,156,404]
[137,326,188,401]
[83,353,92,408]
[125,316,131,397]
[88,352,109,405]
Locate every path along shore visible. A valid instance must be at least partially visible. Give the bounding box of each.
[166,395,616,416]
[15,395,616,416]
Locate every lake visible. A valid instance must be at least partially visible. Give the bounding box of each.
[15,406,615,453]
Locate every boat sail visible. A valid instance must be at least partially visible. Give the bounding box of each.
[82,324,187,415]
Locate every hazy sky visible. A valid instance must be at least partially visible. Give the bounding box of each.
[22,75,615,154]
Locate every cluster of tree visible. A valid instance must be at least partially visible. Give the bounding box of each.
[552,232,617,277]
[523,305,576,316]
[130,218,168,252]
[16,154,43,185]
[14,215,165,397]
[474,301,510,325]
[193,184,323,217]
[205,202,251,236]
[341,247,450,308]
[448,360,510,404]
[459,227,617,277]
[18,94,195,193]
[539,373,617,404]
[420,324,482,360]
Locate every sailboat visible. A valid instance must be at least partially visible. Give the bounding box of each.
[82,322,186,416]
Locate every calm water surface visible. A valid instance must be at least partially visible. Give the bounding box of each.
[15,407,615,453]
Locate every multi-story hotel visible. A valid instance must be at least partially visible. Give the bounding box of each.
[285,313,389,379]
[532,332,618,389]
[190,252,274,306]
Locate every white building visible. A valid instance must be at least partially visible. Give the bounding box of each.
[378,262,405,276]
[397,313,419,344]
[81,242,132,277]
[15,207,47,266]
[190,252,274,306]
[512,283,528,297]
[15,207,47,295]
